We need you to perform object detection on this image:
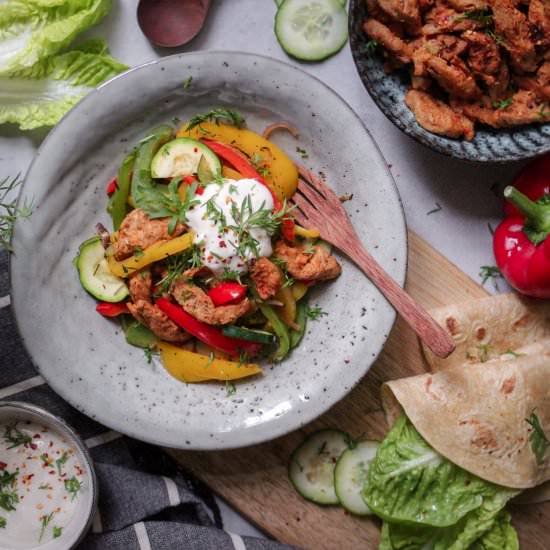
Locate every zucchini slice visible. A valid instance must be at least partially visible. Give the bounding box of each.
[334,440,379,515]
[76,236,128,303]
[289,429,351,504]
[275,0,348,62]
[151,137,221,179]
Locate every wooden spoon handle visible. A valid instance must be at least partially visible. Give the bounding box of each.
[345,244,455,358]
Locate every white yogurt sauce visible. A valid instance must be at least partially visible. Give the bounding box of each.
[0,421,86,548]
[186,178,275,275]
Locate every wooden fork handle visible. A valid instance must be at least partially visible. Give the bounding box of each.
[344,245,455,358]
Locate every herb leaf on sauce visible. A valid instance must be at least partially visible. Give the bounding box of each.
[39,511,55,542]
[186,108,245,131]
[55,452,69,476]
[3,424,32,449]
[0,468,19,512]
[305,306,327,321]
[52,526,63,538]
[64,476,82,501]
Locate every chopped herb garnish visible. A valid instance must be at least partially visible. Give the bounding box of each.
[0,174,33,252]
[64,476,82,501]
[493,98,513,110]
[39,511,55,542]
[485,29,505,45]
[55,452,69,476]
[538,106,550,119]
[479,265,502,286]
[205,352,215,368]
[456,9,493,24]
[477,344,490,363]
[225,381,237,396]
[52,526,62,539]
[186,108,245,131]
[296,147,309,160]
[504,349,524,358]
[220,267,242,283]
[0,517,5,529]
[361,39,379,56]
[0,468,19,513]
[526,411,549,465]
[305,306,327,321]
[38,483,52,490]
[144,347,155,364]
[40,454,52,467]
[3,424,32,449]
[426,202,442,215]
[183,76,193,89]
[133,246,144,258]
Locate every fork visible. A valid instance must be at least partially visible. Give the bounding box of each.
[291,166,455,359]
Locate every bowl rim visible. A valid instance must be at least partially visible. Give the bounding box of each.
[0,401,97,549]
[10,50,408,450]
[348,0,550,164]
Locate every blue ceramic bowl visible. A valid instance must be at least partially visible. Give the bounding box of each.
[349,0,550,163]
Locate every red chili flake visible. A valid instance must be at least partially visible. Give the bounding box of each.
[0,462,6,470]
[193,147,198,152]
[33,434,41,439]
[48,441,54,448]
[49,471,55,475]
[219,240,227,248]
[30,443,37,450]
[20,495,24,500]
[75,466,84,476]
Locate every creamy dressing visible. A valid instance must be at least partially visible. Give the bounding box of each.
[186,178,275,275]
[0,421,86,548]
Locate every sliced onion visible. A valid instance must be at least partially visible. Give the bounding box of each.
[262,121,300,140]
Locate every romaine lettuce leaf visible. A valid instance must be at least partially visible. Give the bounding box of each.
[0,0,111,74]
[0,39,127,130]
[471,511,519,550]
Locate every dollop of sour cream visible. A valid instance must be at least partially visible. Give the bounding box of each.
[0,421,86,548]
[186,178,275,276]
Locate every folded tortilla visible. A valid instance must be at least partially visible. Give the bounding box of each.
[382,350,550,489]
[422,293,550,371]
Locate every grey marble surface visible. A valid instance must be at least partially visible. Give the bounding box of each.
[0,0,521,539]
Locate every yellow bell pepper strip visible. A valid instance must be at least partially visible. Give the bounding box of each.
[260,304,290,361]
[295,225,320,239]
[275,285,299,330]
[159,342,262,382]
[177,121,298,201]
[221,165,244,180]
[291,281,308,302]
[107,232,194,278]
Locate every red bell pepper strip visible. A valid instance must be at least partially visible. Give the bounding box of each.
[494,185,550,298]
[281,218,295,242]
[202,140,282,207]
[96,301,128,317]
[207,282,247,306]
[504,154,550,218]
[182,175,204,195]
[106,178,117,196]
[156,298,261,357]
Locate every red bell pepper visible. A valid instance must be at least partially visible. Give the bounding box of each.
[207,282,247,306]
[494,185,550,298]
[504,154,550,217]
[96,301,128,317]
[182,175,204,195]
[106,178,117,196]
[156,298,261,357]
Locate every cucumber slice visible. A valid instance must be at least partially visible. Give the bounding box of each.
[76,237,128,302]
[151,137,221,180]
[222,326,276,344]
[275,0,348,62]
[289,429,351,504]
[334,440,379,515]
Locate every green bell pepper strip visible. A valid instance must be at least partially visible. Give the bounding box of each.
[107,150,136,230]
[130,125,174,217]
[289,300,307,349]
[260,304,290,361]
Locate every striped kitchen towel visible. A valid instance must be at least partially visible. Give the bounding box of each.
[0,250,299,550]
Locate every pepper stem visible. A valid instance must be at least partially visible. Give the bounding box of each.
[504,186,550,244]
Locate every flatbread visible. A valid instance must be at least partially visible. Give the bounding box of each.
[382,350,550,489]
[422,293,550,371]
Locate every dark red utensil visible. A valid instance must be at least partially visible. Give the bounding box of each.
[137,0,211,47]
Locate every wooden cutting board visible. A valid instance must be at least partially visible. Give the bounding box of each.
[169,231,548,549]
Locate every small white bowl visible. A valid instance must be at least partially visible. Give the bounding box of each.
[0,402,97,550]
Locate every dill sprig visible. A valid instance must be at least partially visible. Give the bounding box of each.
[186,108,245,131]
[493,98,513,110]
[526,411,549,465]
[479,265,502,285]
[456,9,493,25]
[0,175,33,252]
[3,424,32,449]
[305,306,327,320]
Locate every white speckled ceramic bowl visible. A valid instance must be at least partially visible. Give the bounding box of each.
[0,402,96,550]
[11,52,407,450]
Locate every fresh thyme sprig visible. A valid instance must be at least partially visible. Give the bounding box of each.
[186,108,245,131]
[3,424,32,449]
[526,411,549,465]
[0,175,33,252]
[305,306,328,321]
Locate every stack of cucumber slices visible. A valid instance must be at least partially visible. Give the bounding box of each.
[289,429,379,515]
[274,0,348,62]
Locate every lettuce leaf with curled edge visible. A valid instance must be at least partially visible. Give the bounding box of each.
[363,416,517,528]
[0,0,111,74]
[0,39,127,130]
